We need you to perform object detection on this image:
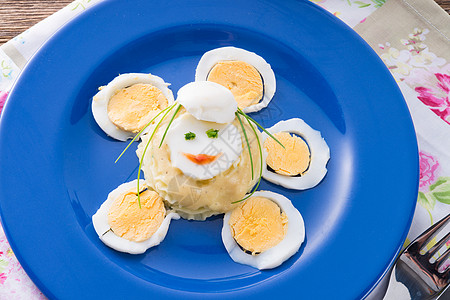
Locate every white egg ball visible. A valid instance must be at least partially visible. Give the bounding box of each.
[262,118,330,190]
[195,46,276,113]
[221,190,305,270]
[92,73,174,141]
[92,180,179,254]
[165,113,242,180]
[176,81,237,124]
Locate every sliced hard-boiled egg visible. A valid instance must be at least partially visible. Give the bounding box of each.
[195,47,276,113]
[262,118,330,190]
[176,81,237,124]
[92,179,179,254]
[92,73,174,141]
[165,113,242,180]
[221,190,305,270]
[208,61,262,109]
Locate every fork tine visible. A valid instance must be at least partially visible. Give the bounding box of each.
[428,231,450,258]
[442,266,450,278]
[395,213,450,295]
[414,214,450,249]
[435,246,450,267]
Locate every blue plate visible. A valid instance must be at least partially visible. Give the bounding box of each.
[0,0,418,299]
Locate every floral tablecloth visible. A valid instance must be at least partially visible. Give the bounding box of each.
[1,0,449,299]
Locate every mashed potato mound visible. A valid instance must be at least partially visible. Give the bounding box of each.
[137,111,262,220]
[207,61,263,109]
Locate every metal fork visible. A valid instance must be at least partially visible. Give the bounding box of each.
[383,213,450,299]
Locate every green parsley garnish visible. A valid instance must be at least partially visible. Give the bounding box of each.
[206,129,219,138]
[185,132,196,140]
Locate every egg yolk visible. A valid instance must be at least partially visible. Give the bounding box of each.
[264,131,310,176]
[108,187,166,242]
[207,61,263,109]
[107,83,168,133]
[229,196,288,255]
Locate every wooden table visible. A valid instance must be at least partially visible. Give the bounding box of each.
[0,0,449,299]
[1,0,450,45]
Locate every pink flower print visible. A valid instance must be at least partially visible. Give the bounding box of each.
[440,261,450,273]
[415,73,450,125]
[400,28,429,54]
[437,73,450,94]
[0,273,6,284]
[405,64,450,88]
[0,91,8,115]
[419,152,439,192]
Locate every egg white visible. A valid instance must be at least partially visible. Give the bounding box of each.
[176,81,237,124]
[165,113,242,180]
[92,73,175,141]
[221,190,305,270]
[195,47,276,113]
[92,179,180,254]
[262,118,330,190]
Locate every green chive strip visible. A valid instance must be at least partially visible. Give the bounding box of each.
[244,113,263,180]
[159,104,182,148]
[236,112,254,181]
[237,108,285,149]
[115,104,175,164]
[136,103,178,208]
[232,114,263,204]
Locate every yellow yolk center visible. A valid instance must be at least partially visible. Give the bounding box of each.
[229,196,288,255]
[107,187,166,242]
[264,131,310,176]
[107,83,168,133]
[207,60,263,109]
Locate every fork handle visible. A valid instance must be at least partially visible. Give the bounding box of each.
[383,265,412,300]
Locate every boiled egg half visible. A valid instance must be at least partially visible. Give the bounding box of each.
[176,81,237,124]
[92,179,179,254]
[165,112,242,181]
[164,81,243,180]
[262,118,330,190]
[221,190,305,270]
[195,47,276,113]
[92,73,174,141]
